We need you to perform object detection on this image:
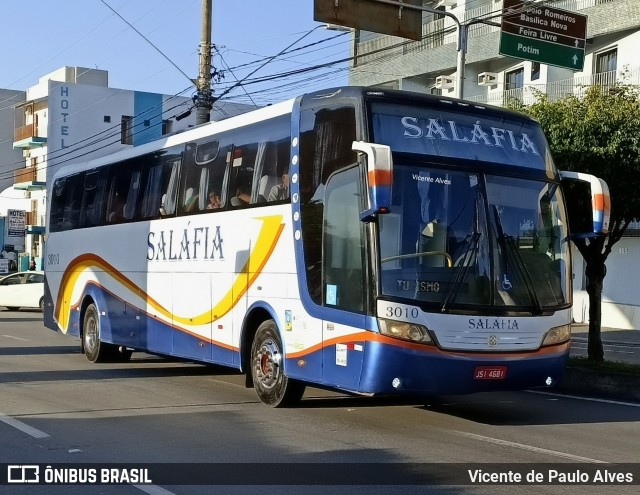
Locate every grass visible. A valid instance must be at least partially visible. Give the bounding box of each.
[568,356,640,376]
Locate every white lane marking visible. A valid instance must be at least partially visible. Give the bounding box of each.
[445,429,606,463]
[0,413,50,438]
[1,335,30,341]
[529,389,640,408]
[133,485,177,495]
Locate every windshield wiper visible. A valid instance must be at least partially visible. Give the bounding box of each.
[441,189,482,313]
[492,205,543,315]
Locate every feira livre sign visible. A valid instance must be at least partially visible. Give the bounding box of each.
[499,0,587,71]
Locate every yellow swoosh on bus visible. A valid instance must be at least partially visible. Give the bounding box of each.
[55,215,285,332]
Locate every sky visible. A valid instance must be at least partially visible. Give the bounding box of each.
[0,0,352,107]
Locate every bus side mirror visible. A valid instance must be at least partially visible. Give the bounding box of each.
[559,171,610,237]
[352,141,393,222]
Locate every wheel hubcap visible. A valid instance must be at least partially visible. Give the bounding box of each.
[254,339,281,389]
[85,318,97,350]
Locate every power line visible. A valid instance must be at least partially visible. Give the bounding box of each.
[99,0,195,88]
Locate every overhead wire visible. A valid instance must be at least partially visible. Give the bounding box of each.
[2,0,577,183]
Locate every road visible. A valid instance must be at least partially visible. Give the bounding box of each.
[1,311,639,495]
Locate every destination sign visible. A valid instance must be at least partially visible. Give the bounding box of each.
[499,0,587,71]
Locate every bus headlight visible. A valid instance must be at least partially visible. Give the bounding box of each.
[378,319,434,345]
[541,324,571,346]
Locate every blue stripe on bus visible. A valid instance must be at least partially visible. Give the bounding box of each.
[284,339,568,396]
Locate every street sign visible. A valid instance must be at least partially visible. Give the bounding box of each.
[314,0,423,41]
[499,0,587,71]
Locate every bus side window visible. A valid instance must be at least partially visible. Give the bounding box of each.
[256,143,278,203]
[140,150,181,219]
[227,116,291,208]
[178,140,221,215]
[105,158,141,224]
[50,173,84,232]
[79,169,108,228]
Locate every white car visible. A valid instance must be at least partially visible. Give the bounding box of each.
[0,271,45,311]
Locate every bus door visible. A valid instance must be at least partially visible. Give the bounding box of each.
[320,165,368,390]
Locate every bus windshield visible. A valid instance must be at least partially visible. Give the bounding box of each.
[377,164,570,312]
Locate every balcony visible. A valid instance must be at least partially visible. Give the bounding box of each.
[466,66,640,107]
[13,124,47,149]
[13,165,45,191]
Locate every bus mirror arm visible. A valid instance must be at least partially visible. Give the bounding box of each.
[352,141,393,223]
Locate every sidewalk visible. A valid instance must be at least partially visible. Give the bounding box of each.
[561,324,640,402]
[571,324,640,346]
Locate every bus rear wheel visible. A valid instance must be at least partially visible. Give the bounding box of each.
[250,320,305,407]
[82,303,111,363]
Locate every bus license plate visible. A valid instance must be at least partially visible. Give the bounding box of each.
[474,366,507,380]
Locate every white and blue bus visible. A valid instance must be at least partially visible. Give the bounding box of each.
[44,87,609,406]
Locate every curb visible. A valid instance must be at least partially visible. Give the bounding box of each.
[558,367,640,402]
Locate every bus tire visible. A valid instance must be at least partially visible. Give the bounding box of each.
[82,303,111,363]
[250,320,305,407]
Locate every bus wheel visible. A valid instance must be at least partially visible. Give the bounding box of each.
[250,320,305,407]
[82,303,110,363]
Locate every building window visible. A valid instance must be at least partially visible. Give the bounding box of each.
[505,68,524,90]
[121,116,133,145]
[595,48,617,74]
[531,62,541,81]
[504,67,524,102]
[430,86,442,96]
[162,119,172,136]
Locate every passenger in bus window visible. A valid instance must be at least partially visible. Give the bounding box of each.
[107,192,125,223]
[232,184,251,206]
[207,190,222,209]
[268,167,290,201]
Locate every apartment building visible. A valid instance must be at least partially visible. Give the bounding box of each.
[349,0,640,329]
[350,0,640,102]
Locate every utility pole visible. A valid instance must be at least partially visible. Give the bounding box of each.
[195,0,213,125]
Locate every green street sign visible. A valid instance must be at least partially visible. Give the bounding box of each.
[500,0,587,71]
[499,32,585,70]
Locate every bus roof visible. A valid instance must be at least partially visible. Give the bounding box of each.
[51,86,538,182]
[50,97,296,183]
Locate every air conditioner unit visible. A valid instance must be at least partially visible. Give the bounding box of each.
[478,72,499,87]
[435,75,455,90]
[22,149,31,158]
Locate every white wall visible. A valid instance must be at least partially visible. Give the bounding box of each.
[0,89,26,193]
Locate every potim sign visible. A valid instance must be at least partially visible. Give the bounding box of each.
[500,0,587,70]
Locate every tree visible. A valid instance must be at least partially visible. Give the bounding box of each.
[511,84,640,361]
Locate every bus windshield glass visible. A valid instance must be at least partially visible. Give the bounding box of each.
[375,130,570,312]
